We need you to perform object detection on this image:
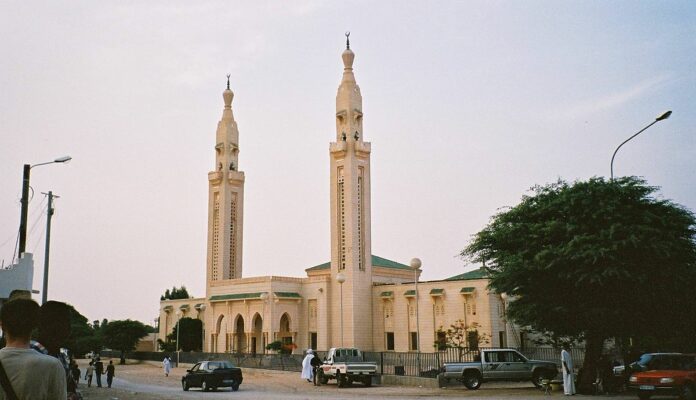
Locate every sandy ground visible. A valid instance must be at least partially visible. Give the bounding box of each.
[75,358,638,400]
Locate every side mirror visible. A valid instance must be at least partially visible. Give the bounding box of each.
[186,369,192,373]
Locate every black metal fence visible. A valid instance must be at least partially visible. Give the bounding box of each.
[101,346,585,379]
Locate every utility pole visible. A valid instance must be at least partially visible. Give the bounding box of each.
[41,191,59,305]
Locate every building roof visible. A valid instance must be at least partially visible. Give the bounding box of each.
[209,292,264,302]
[274,292,301,299]
[305,254,411,272]
[445,267,488,281]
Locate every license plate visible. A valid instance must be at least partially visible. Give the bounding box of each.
[639,385,655,390]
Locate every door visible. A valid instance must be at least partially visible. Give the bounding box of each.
[482,351,505,379]
[500,351,532,379]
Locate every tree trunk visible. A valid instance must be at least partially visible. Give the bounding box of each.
[119,350,126,365]
[578,333,604,394]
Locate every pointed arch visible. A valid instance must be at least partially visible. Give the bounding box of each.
[251,312,263,354]
[234,314,246,354]
[215,314,228,353]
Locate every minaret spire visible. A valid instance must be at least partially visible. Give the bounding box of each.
[345,31,350,49]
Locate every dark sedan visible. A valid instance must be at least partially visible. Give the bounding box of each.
[182,360,243,392]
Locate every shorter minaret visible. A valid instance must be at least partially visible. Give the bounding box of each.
[206,76,245,294]
[329,33,374,349]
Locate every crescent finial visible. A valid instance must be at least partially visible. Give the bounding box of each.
[345,31,350,50]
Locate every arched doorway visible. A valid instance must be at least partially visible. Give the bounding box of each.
[279,313,293,346]
[215,314,227,353]
[251,313,263,355]
[234,315,246,354]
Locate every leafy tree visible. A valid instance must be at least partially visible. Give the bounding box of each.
[435,320,490,358]
[64,304,102,356]
[102,320,149,364]
[160,286,191,300]
[167,318,203,352]
[462,177,696,390]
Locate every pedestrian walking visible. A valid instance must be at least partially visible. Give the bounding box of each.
[106,360,115,388]
[163,356,171,377]
[310,351,323,386]
[85,362,94,387]
[94,358,104,387]
[301,349,314,382]
[561,344,576,395]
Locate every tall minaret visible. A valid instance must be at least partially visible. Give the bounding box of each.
[206,77,245,294]
[329,34,373,350]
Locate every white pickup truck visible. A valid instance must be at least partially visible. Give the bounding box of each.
[317,347,378,387]
[439,348,558,390]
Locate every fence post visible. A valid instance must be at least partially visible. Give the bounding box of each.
[380,352,384,375]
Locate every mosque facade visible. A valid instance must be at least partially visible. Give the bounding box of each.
[158,40,520,354]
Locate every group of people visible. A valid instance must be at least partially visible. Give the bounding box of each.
[0,297,117,399]
[300,349,323,386]
[84,357,115,388]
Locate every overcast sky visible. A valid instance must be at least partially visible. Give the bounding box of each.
[1,1,694,325]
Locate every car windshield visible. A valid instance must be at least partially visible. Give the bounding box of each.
[638,355,695,371]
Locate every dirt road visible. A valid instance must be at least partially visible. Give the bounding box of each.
[77,358,635,400]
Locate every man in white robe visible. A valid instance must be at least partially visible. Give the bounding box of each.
[301,349,314,382]
[163,356,171,377]
[561,345,576,395]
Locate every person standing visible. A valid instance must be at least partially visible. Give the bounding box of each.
[94,358,104,387]
[561,344,576,395]
[31,301,77,398]
[163,356,171,377]
[301,349,314,383]
[0,298,67,399]
[85,362,94,387]
[105,360,115,388]
[310,351,323,386]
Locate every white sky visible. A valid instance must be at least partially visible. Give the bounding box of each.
[1,1,694,326]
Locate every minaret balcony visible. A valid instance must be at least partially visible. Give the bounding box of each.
[226,170,245,184]
[330,141,347,154]
[208,171,223,184]
[355,141,371,156]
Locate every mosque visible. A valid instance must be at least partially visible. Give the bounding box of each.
[158,37,519,354]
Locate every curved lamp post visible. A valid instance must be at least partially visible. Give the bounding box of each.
[175,310,182,366]
[610,111,671,180]
[18,156,72,257]
[336,272,346,347]
[410,258,422,374]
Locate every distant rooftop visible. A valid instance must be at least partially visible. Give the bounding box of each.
[445,267,488,281]
[305,255,411,272]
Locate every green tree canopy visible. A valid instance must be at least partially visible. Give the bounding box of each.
[160,286,191,300]
[102,319,149,364]
[462,177,696,389]
[168,317,203,352]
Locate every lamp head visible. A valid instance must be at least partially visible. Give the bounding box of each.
[260,292,268,300]
[410,258,422,270]
[54,156,72,163]
[656,110,672,121]
[336,272,346,284]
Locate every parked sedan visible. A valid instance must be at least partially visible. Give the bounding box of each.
[182,360,243,392]
[628,354,696,400]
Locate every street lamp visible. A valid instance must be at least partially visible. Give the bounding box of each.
[18,156,72,258]
[336,272,346,347]
[410,258,421,352]
[176,310,182,366]
[610,111,671,180]
[260,292,268,353]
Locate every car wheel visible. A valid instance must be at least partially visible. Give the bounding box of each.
[232,382,240,392]
[337,373,347,388]
[638,393,651,400]
[201,379,209,392]
[363,376,372,387]
[182,379,189,391]
[463,371,482,390]
[682,384,695,400]
[532,370,546,388]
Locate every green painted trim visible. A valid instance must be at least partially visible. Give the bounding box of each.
[274,292,302,298]
[429,288,444,295]
[460,287,476,293]
[380,291,393,297]
[209,292,263,301]
[404,290,416,296]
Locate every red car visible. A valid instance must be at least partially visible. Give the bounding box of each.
[628,353,696,400]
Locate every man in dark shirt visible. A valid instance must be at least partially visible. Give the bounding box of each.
[106,360,115,388]
[310,353,323,386]
[94,358,104,387]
